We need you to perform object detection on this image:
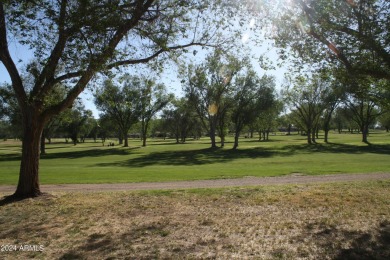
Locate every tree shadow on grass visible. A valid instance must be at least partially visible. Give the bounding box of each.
[0,147,141,162]
[41,147,141,160]
[93,142,390,168]
[280,143,390,156]
[308,221,390,259]
[95,147,276,168]
[59,222,172,260]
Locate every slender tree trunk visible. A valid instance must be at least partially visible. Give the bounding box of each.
[210,118,217,148]
[13,110,45,198]
[233,132,239,150]
[40,130,46,155]
[141,120,147,147]
[124,133,129,147]
[307,129,312,144]
[324,129,329,143]
[362,125,369,143]
[220,135,225,148]
[311,129,316,144]
[142,134,147,147]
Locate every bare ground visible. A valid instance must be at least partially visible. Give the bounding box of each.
[0,174,389,259]
[1,172,390,194]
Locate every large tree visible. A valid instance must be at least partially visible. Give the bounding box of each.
[283,73,330,144]
[342,77,387,143]
[183,50,242,148]
[125,75,172,147]
[231,73,276,150]
[63,103,94,145]
[0,0,231,198]
[95,79,141,147]
[161,98,198,143]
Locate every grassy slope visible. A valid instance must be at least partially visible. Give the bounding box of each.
[1,131,390,185]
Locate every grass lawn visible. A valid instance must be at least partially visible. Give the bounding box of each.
[0,181,389,259]
[1,130,390,185]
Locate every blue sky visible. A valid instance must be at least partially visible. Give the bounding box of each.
[0,27,287,119]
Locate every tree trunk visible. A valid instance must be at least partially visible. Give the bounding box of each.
[220,136,225,148]
[142,134,147,147]
[232,132,239,150]
[141,120,147,147]
[209,120,217,148]
[40,130,46,155]
[124,133,129,147]
[311,129,316,144]
[324,129,329,143]
[307,130,312,144]
[362,125,369,143]
[13,110,45,198]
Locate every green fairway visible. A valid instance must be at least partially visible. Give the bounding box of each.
[1,131,390,185]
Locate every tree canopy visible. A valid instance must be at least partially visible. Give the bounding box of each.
[270,0,390,81]
[0,0,235,198]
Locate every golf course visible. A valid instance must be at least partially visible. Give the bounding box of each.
[1,131,389,259]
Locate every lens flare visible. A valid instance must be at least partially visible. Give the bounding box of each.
[208,103,218,116]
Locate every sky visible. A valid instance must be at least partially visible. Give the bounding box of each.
[0,17,288,119]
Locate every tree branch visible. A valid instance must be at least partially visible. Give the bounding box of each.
[33,0,70,100]
[42,0,157,119]
[106,41,215,69]
[0,3,27,110]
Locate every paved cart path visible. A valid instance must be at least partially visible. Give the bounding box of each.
[1,172,390,194]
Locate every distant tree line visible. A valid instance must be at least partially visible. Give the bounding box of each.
[2,49,390,148]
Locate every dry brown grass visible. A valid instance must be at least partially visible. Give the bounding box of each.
[1,181,389,259]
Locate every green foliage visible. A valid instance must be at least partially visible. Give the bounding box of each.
[182,50,246,147]
[94,79,141,147]
[231,72,277,149]
[161,97,200,143]
[268,0,390,80]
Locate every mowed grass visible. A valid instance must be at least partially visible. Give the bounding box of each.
[0,181,389,259]
[1,131,390,185]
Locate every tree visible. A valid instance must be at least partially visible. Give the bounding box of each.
[63,103,93,145]
[97,114,120,145]
[124,75,172,147]
[283,73,330,144]
[270,0,390,81]
[253,100,283,141]
[1,0,233,198]
[95,79,141,147]
[231,72,276,149]
[378,111,390,132]
[161,98,198,143]
[183,50,242,148]
[342,78,386,143]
